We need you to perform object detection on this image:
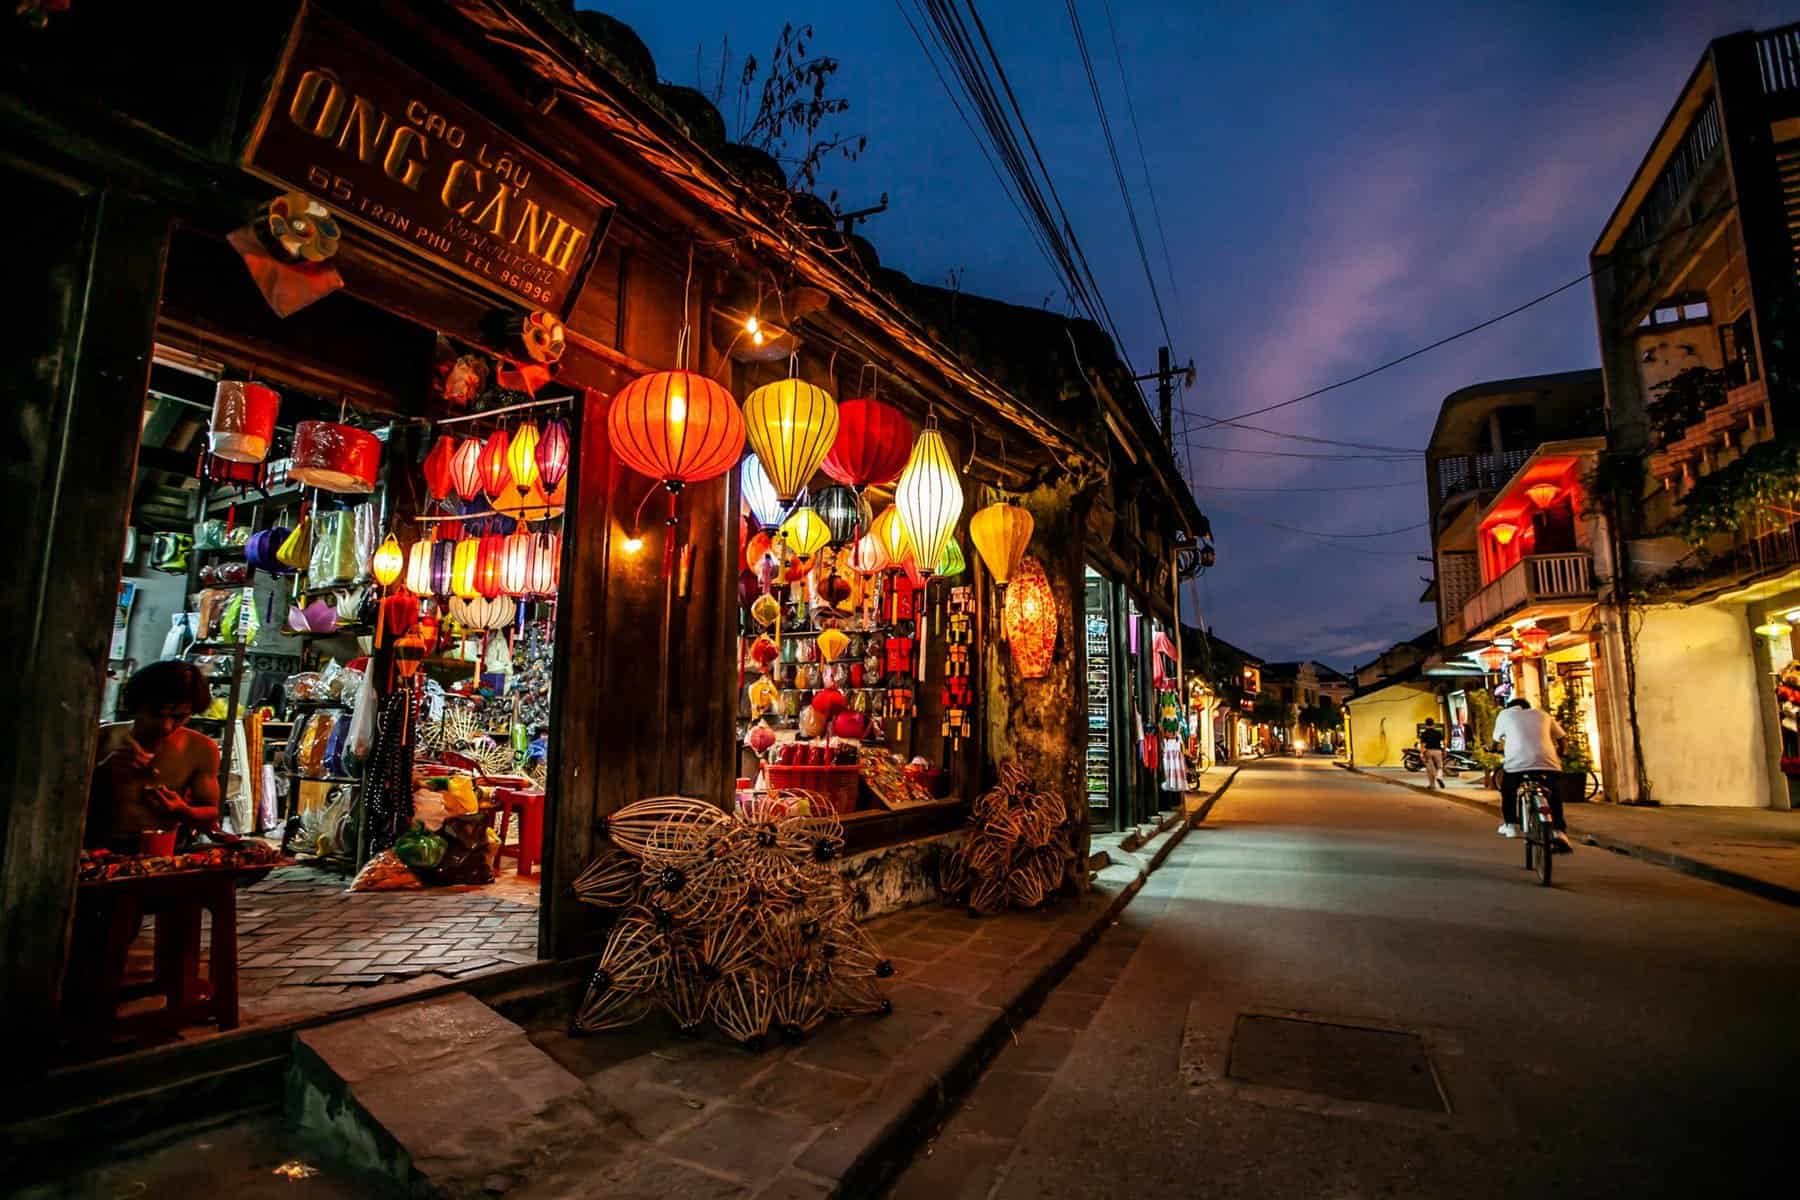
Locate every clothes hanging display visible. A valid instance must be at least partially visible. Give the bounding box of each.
[361,684,418,855]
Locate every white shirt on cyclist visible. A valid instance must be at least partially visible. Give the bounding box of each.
[1492,706,1564,773]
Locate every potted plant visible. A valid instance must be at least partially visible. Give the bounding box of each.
[1467,690,1504,789]
[1555,689,1595,806]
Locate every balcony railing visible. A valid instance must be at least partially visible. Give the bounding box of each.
[1463,553,1594,636]
[1433,448,1532,503]
[1757,24,1800,96]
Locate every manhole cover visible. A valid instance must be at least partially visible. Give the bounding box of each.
[1226,1014,1446,1112]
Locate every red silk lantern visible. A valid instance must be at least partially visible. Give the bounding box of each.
[479,429,512,501]
[1516,626,1550,656]
[535,418,571,493]
[1002,555,1057,679]
[606,374,744,491]
[423,435,457,500]
[475,530,506,599]
[823,398,911,490]
[290,421,380,494]
[209,381,280,463]
[1477,645,1509,672]
[500,529,535,597]
[449,438,484,502]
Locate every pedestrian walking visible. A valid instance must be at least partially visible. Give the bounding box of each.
[1419,717,1446,790]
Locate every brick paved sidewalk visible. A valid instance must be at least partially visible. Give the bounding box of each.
[1346,764,1800,904]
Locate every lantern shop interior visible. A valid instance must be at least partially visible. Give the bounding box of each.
[86,225,578,1049]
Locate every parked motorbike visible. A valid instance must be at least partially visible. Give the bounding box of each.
[1402,745,1480,775]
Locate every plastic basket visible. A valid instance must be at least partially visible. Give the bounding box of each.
[763,763,861,814]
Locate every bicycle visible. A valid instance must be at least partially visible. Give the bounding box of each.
[1517,770,1560,887]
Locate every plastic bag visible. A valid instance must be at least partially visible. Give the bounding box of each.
[349,849,423,891]
[393,821,448,870]
[347,668,377,762]
[441,775,479,816]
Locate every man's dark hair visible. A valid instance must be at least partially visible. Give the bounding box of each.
[122,660,210,714]
[1507,698,1531,710]
[1422,717,1435,724]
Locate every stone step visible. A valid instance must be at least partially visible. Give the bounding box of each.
[289,992,598,1197]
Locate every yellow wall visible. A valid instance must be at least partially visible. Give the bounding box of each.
[1345,682,1444,768]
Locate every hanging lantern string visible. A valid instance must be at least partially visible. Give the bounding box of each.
[411,506,560,524]
[677,242,695,371]
[431,393,571,427]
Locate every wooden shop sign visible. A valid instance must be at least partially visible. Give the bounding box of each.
[246,6,611,312]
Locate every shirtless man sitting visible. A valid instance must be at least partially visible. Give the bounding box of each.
[88,661,221,853]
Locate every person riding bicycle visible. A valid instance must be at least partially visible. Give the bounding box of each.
[1491,697,1573,853]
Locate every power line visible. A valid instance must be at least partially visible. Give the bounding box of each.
[1205,508,1427,555]
[1196,480,1419,493]
[1171,409,1421,454]
[1185,442,1416,462]
[1065,0,1172,348]
[1100,0,1179,305]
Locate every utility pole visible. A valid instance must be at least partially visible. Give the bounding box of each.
[1131,348,1195,447]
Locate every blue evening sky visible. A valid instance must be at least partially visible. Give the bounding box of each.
[594,1,1794,669]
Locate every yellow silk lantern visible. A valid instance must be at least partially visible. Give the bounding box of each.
[817,628,849,662]
[751,592,781,628]
[371,533,405,588]
[404,536,435,594]
[778,506,831,562]
[451,536,481,599]
[743,379,838,501]
[506,421,541,495]
[894,424,963,579]
[870,505,913,564]
[970,500,1034,587]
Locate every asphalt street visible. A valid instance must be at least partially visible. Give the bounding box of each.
[887,758,1800,1199]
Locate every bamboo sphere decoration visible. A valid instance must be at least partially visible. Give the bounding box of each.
[970,500,1035,587]
[893,426,963,579]
[608,371,745,487]
[743,378,838,502]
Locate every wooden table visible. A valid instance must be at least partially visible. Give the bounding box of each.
[65,862,270,1050]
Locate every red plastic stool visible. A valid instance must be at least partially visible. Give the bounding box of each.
[493,787,545,878]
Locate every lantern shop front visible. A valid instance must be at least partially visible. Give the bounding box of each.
[1,1,759,1065]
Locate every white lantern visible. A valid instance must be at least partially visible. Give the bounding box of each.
[893,424,963,579]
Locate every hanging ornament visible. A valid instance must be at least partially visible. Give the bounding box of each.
[750,593,782,628]
[970,500,1034,587]
[607,373,745,506]
[1002,556,1057,679]
[748,633,780,674]
[405,539,435,597]
[822,397,911,491]
[507,421,542,495]
[778,507,831,566]
[450,437,484,502]
[740,454,789,532]
[893,423,963,581]
[747,676,779,719]
[479,429,513,502]
[935,536,967,580]
[475,529,507,600]
[941,586,976,747]
[817,628,850,663]
[536,418,572,493]
[290,421,380,494]
[208,380,280,464]
[500,528,535,597]
[451,536,481,599]
[371,533,405,588]
[813,485,869,547]
[529,531,561,597]
[743,379,838,502]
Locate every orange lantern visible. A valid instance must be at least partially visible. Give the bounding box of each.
[606,373,744,499]
[1516,625,1550,656]
[449,438,484,502]
[1477,645,1509,672]
[500,528,535,597]
[1526,483,1559,509]
[970,500,1034,588]
[1002,555,1057,678]
[1490,522,1517,546]
[479,429,512,501]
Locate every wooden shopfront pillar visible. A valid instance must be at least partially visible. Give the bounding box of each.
[0,172,171,1056]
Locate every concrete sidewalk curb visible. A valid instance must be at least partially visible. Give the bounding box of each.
[1337,762,1800,908]
[831,765,1240,1197]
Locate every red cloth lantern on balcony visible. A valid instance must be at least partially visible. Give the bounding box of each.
[479,429,512,502]
[606,373,744,496]
[822,397,912,490]
[1002,555,1057,679]
[1477,645,1510,672]
[1490,522,1517,547]
[290,421,380,494]
[475,530,506,599]
[535,418,572,494]
[1516,626,1550,656]
[1526,483,1559,509]
[449,438,484,502]
[208,381,280,463]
